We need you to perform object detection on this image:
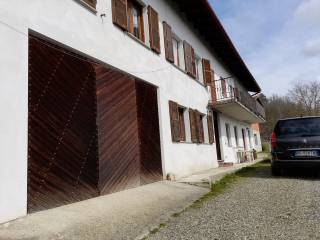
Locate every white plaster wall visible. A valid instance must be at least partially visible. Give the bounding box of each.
[0,0,252,223]
[218,114,257,163]
[0,19,28,223]
[253,130,263,152]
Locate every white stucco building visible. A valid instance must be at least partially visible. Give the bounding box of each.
[0,0,265,224]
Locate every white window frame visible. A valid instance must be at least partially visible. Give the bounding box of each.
[194,54,203,83]
[172,33,184,70]
[203,116,209,144]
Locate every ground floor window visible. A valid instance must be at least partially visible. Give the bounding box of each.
[178,106,186,141]
[242,128,246,149]
[226,123,231,147]
[197,112,205,143]
[234,126,239,147]
[254,133,258,146]
[247,128,252,148]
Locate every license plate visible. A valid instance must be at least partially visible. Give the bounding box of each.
[295,151,319,157]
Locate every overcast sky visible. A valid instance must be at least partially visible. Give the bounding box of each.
[209,0,320,96]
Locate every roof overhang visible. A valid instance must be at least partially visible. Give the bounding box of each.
[169,0,261,92]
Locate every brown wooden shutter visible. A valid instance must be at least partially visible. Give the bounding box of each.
[202,59,212,85]
[184,41,196,78]
[83,0,97,8]
[183,41,189,73]
[210,70,217,102]
[221,79,227,98]
[148,6,161,54]
[189,109,198,143]
[112,0,128,30]
[191,47,196,78]
[207,115,214,144]
[196,111,204,143]
[169,101,180,142]
[163,22,174,63]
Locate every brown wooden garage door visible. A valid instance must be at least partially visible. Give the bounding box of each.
[95,66,163,195]
[28,35,163,212]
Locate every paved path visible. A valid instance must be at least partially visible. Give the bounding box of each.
[0,181,208,240]
[148,162,320,240]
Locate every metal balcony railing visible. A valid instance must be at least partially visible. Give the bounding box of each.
[211,79,266,120]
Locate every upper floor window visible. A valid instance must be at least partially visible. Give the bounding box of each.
[195,55,203,82]
[127,0,145,41]
[172,37,180,67]
[112,0,161,53]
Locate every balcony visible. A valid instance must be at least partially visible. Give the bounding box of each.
[209,79,266,123]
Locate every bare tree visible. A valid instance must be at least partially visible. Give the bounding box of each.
[260,81,320,141]
[289,81,320,116]
[260,95,303,140]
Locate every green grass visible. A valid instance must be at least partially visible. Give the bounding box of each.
[262,142,270,152]
[142,159,270,239]
[175,159,270,215]
[141,223,167,239]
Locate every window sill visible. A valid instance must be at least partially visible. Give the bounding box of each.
[126,32,151,51]
[75,0,97,14]
[169,62,207,88]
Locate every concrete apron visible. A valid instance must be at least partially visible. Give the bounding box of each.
[178,157,267,188]
[0,181,208,240]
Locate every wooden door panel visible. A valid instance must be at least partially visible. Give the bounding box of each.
[28,36,99,213]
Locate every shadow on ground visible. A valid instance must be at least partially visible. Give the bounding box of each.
[240,159,320,181]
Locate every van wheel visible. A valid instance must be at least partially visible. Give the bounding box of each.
[271,166,281,176]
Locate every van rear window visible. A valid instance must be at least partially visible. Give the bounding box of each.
[275,118,320,137]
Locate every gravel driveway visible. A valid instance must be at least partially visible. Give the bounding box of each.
[147,161,320,240]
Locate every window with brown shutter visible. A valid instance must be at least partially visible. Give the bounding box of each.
[178,107,186,141]
[81,0,97,8]
[189,109,198,143]
[169,101,180,142]
[183,41,196,78]
[196,111,204,143]
[226,123,232,147]
[163,22,174,63]
[148,6,161,54]
[112,0,128,30]
[172,37,181,67]
[207,115,215,144]
[127,0,145,41]
[202,59,212,85]
[183,41,191,74]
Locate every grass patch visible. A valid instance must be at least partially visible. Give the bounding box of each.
[186,159,270,210]
[141,223,167,239]
[143,159,270,239]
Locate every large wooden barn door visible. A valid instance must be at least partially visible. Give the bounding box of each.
[95,66,163,195]
[95,66,141,194]
[28,36,99,212]
[136,81,163,184]
[28,35,163,212]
